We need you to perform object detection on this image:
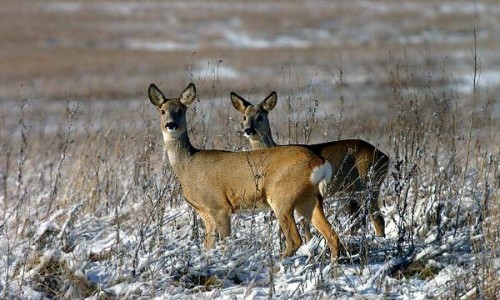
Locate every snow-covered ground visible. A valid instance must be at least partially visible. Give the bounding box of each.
[0,95,498,299]
[0,0,499,299]
[1,179,496,299]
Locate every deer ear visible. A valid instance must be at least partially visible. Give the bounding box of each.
[148,84,166,107]
[230,92,252,113]
[180,83,196,105]
[261,91,277,112]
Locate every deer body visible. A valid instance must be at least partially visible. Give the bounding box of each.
[149,83,340,260]
[231,91,389,237]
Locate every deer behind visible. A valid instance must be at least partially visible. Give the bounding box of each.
[231,91,389,237]
[149,83,341,260]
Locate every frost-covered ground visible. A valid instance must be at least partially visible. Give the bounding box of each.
[1,0,499,299]
[0,93,498,299]
[3,201,490,299]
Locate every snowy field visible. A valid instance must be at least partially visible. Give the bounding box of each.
[0,0,499,299]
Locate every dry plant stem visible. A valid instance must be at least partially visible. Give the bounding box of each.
[1,145,10,221]
[45,102,79,219]
[0,98,29,232]
[0,104,10,218]
[16,99,28,229]
[454,14,479,236]
[335,67,345,140]
[387,52,423,256]
[2,234,11,298]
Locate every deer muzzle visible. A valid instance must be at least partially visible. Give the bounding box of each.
[243,128,256,137]
[165,122,178,131]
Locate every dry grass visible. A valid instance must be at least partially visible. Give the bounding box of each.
[0,0,499,298]
[1,55,498,297]
[1,0,499,102]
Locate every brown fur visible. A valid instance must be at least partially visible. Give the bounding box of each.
[231,91,389,236]
[149,83,341,260]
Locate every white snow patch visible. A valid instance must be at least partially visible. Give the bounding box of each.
[222,30,310,49]
[457,70,500,93]
[124,40,197,52]
[43,2,81,13]
[35,221,60,237]
[428,265,466,289]
[439,3,487,14]
[192,63,241,80]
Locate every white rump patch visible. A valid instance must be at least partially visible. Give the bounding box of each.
[310,161,333,196]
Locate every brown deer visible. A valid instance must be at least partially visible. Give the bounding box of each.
[231,91,389,237]
[149,83,342,260]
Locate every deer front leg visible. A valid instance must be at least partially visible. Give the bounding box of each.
[214,210,231,240]
[346,196,362,235]
[199,212,217,248]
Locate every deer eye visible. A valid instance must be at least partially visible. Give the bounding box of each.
[243,116,247,121]
[160,110,166,115]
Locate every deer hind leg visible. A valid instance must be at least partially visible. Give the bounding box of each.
[358,161,386,236]
[347,189,385,237]
[355,156,386,237]
[297,196,341,261]
[270,201,302,258]
[368,189,385,237]
[370,150,389,237]
[338,165,365,235]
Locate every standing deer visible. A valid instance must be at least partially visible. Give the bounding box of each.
[149,83,342,260]
[230,91,389,237]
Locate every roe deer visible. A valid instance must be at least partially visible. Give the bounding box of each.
[149,83,342,260]
[231,91,389,237]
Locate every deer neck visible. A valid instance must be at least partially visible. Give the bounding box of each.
[163,131,196,173]
[250,132,277,150]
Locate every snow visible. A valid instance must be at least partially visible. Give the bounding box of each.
[192,63,242,80]
[2,188,492,299]
[124,40,197,52]
[1,0,498,298]
[1,103,495,299]
[43,2,82,13]
[221,31,310,50]
[457,70,500,94]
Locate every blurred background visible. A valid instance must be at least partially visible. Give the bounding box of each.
[1,0,499,142]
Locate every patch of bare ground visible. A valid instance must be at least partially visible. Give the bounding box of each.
[1,0,499,105]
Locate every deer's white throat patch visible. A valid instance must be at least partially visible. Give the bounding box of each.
[166,147,178,165]
[162,129,179,143]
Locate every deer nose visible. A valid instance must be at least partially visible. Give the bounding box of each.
[244,128,256,136]
[165,122,177,130]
